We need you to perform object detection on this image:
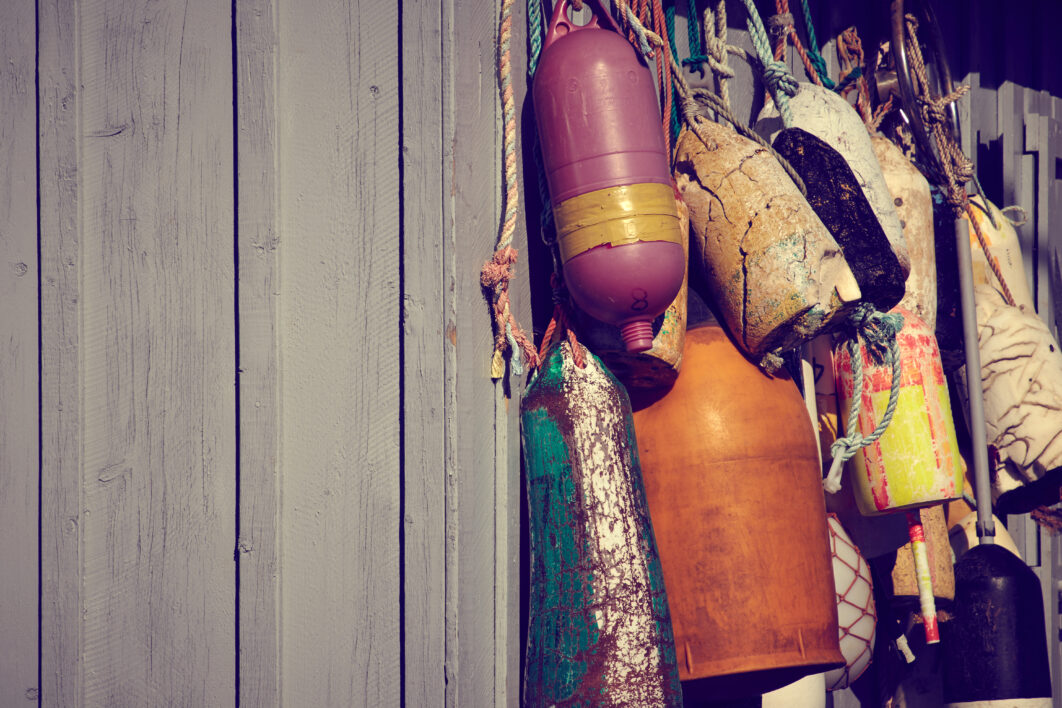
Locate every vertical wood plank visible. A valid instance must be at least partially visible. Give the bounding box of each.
[445,0,498,703]
[400,1,446,705]
[38,0,84,703]
[442,0,530,703]
[236,0,280,704]
[41,0,238,703]
[0,0,40,703]
[275,0,401,703]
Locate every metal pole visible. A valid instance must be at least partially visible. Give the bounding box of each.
[955,217,995,544]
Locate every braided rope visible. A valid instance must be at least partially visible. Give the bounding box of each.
[798,0,834,87]
[837,26,872,125]
[770,0,824,88]
[904,14,973,214]
[738,0,798,127]
[665,3,682,148]
[483,0,539,378]
[966,202,1018,308]
[686,0,702,59]
[824,305,906,494]
[527,0,544,75]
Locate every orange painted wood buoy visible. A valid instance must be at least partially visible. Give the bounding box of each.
[632,313,843,699]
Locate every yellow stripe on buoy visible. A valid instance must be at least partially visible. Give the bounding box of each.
[553,183,682,263]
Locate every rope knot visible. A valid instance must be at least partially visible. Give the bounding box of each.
[480,247,517,290]
[764,59,798,97]
[847,303,904,365]
[767,12,794,39]
[823,303,905,493]
[918,97,948,127]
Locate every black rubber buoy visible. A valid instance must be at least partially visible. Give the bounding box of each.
[772,128,907,311]
[942,543,1052,704]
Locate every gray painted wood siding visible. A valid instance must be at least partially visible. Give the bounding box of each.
[3,0,1061,706]
[0,1,40,704]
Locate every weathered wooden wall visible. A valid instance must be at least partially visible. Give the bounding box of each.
[3,0,1061,706]
[0,1,39,704]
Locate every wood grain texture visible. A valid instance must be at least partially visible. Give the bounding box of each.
[441,0,528,704]
[445,0,503,700]
[400,0,447,704]
[73,0,237,704]
[38,0,84,703]
[0,0,39,703]
[236,0,280,704]
[276,0,401,704]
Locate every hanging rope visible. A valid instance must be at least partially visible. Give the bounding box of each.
[537,273,587,367]
[665,1,682,149]
[837,26,873,125]
[966,203,1018,308]
[824,305,906,494]
[684,1,743,112]
[769,0,826,88]
[527,0,545,75]
[903,13,973,214]
[797,0,834,88]
[483,0,539,378]
[684,0,704,65]
[739,0,799,127]
[614,0,808,195]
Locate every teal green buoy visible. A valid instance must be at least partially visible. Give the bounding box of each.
[521,342,683,707]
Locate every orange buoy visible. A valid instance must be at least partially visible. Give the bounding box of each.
[632,309,843,699]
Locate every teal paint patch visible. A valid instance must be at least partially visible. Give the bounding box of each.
[521,405,598,704]
[520,345,683,707]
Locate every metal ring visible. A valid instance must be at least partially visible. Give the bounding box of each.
[890,0,959,175]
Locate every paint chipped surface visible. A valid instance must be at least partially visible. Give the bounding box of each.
[520,344,682,707]
[834,308,963,514]
[675,123,859,361]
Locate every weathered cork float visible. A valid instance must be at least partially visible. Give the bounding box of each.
[574,188,690,392]
[756,84,910,309]
[674,123,860,365]
[533,0,684,352]
[520,342,682,706]
[887,505,955,604]
[631,296,843,699]
[872,135,938,329]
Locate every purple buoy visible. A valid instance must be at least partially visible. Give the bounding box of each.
[533,0,684,352]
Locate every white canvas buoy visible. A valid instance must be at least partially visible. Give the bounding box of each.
[974,286,1062,495]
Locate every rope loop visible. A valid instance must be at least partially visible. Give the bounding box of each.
[739,0,798,126]
[823,305,905,493]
